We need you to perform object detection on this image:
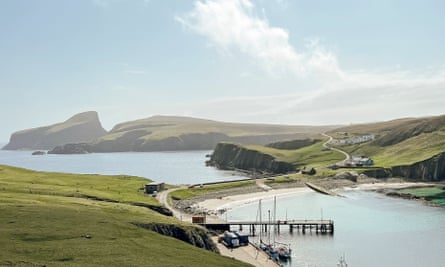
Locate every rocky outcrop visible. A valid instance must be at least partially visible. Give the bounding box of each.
[3,111,107,150]
[132,222,218,253]
[207,142,296,174]
[391,152,445,181]
[361,168,393,179]
[359,153,445,181]
[48,143,93,154]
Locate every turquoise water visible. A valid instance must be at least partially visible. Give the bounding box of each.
[227,191,445,267]
[1,149,445,266]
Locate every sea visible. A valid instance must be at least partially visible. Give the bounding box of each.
[1,148,445,267]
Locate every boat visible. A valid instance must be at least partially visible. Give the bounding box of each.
[255,197,292,262]
[275,241,291,260]
[337,254,348,267]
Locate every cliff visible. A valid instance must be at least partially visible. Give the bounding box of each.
[3,111,107,150]
[132,222,218,252]
[391,152,445,181]
[360,153,445,181]
[208,142,296,174]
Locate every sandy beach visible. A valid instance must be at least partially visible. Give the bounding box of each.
[196,181,433,214]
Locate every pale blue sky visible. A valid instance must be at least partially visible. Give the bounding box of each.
[1,0,444,141]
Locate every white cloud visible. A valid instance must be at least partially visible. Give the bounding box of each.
[176,0,445,125]
[176,0,341,79]
[185,67,445,125]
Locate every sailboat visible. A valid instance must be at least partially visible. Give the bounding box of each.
[337,254,348,267]
[255,197,292,262]
[272,196,292,261]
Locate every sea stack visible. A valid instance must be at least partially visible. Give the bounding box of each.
[2,111,107,150]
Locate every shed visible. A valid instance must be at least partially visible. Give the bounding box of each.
[145,182,165,194]
[192,215,206,224]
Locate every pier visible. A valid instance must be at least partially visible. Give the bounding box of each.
[200,219,334,234]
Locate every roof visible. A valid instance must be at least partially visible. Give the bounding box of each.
[146,182,164,186]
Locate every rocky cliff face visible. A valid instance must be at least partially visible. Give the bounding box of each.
[391,152,445,181]
[360,153,445,181]
[132,222,218,252]
[208,142,296,174]
[3,111,107,150]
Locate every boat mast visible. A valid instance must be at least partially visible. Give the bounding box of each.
[259,199,262,243]
[273,196,277,244]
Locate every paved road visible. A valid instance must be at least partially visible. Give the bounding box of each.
[157,187,226,223]
[157,187,189,221]
[322,133,351,163]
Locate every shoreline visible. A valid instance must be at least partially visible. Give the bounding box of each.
[193,180,439,216]
[163,178,442,267]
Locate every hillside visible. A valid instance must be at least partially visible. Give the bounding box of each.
[3,111,107,150]
[208,114,445,181]
[208,136,344,175]
[70,115,336,153]
[0,165,249,267]
[328,114,445,167]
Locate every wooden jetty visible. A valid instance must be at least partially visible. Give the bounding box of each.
[200,219,334,235]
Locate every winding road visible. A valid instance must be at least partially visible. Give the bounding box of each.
[322,133,351,164]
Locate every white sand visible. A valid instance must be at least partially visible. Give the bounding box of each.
[198,187,311,213]
[198,182,435,214]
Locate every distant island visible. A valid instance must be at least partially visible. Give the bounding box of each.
[2,112,336,153]
[2,111,106,150]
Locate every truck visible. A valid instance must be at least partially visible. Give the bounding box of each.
[222,231,240,248]
[235,232,249,246]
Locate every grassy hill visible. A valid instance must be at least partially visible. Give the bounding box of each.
[91,115,338,152]
[208,135,344,177]
[208,114,445,180]
[0,165,249,267]
[328,114,445,167]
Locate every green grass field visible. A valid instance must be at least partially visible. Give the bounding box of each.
[169,181,255,200]
[241,136,344,168]
[399,186,445,206]
[0,165,250,267]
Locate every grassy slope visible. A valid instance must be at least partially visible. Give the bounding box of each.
[170,181,255,200]
[328,115,445,167]
[100,115,337,142]
[242,136,344,168]
[399,187,445,206]
[0,165,249,267]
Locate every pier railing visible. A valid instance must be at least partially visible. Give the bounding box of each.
[200,219,334,234]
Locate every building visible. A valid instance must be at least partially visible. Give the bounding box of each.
[145,182,165,194]
[350,156,374,167]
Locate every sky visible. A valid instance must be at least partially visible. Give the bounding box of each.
[1,0,444,142]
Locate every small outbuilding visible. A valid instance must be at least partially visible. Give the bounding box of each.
[145,182,165,194]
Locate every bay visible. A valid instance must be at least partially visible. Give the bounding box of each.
[227,190,445,267]
[1,148,445,267]
[0,150,245,185]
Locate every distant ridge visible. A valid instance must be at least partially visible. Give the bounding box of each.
[3,113,338,152]
[90,115,337,152]
[3,111,107,150]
